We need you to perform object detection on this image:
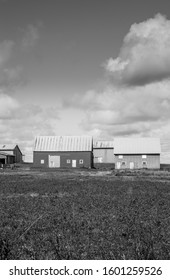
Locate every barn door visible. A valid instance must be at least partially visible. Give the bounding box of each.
[117,162,121,169]
[72,160,76,167]
[49,155,60,168]
[130,162,134,169]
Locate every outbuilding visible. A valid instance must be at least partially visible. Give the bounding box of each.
[33,135,93,168]
[0,152,15,166]
[0,144,23,163]
[93,140,114,164]
[114,138,161,169]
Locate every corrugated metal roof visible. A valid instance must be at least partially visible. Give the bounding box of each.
[93,140,114,148]
[34,136,93,152]
[114,138,161,154]
[0,144,16,150]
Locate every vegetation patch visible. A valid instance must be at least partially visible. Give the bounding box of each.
[0,168,170,259]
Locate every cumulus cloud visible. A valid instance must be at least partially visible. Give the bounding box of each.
[60,13,170,159]
[64,78,170,140]
[105,13,170,86]
[0,91,60,160]
[0,22,56,161]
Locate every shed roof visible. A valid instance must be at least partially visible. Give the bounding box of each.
[114,138,161,154]
[0,144,22,155]
[0,144,16,150]
[93,140,114,149]
[34,136,93,152]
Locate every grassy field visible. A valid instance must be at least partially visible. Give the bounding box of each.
[0,166,170,260]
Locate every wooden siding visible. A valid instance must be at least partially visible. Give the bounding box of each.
[14,146,23,163]
[115,154,160,169]
[93,148,114,163]
[0,145,22,163]
[33,151,93,168]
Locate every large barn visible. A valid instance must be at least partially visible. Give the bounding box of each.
[33,135,93,168]
[114,138,161,169]
[0,144,23,164]
[93,140,114,164]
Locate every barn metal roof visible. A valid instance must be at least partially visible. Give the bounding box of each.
[34,136,93,152]
[93,140,114,149]
[114,138,161,154]
[0,144,16,150]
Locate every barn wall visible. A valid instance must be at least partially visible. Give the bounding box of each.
[14,146,23,163]
[33,151,93,168]
[93,148,114,163]
[6,155,15,164]
[115,154,160,169]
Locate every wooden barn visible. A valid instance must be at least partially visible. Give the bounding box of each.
[0,152,15,166]
[33,135,93,168]
[0,144,23,163]
[114,138,161,169]
[93,140,114,164]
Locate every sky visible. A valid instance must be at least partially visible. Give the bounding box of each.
[0,0,170,162]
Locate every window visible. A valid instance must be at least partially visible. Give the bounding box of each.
[121,161,126,166]
[118,155,123,159]
[40,159,44,164]
[79,159,83,164]
[142,161,147,167]
[98,157,103,163]
[67,159,71,163]
[142,155,147,159]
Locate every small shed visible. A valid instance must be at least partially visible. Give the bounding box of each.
[0,152,15,166]
[33,135,93,168]
[0,144,23,163]
[114,138,161,169]
[93,140,114,163]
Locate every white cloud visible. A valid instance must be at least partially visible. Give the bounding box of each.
[0,21,60,161]
[60,14,170,164]
[69,13,170,144]
[106,14,170,86]
[0,92,60,159]
[64,79,170,141]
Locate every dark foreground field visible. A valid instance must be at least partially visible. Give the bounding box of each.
[0,167,170,260]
